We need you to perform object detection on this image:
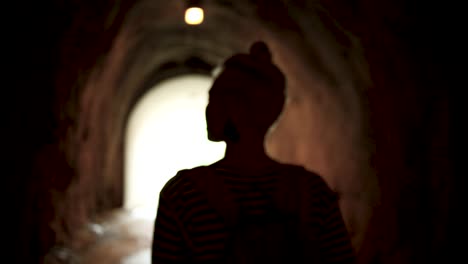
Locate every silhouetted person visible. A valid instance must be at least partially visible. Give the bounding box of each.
[152,41,356,263]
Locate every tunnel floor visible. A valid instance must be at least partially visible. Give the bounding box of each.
[45,209,154,264]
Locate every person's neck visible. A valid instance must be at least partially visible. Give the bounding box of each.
[215,138,280,174]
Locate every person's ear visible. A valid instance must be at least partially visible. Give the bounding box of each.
[223,118,240,142]
[206,102,228,142]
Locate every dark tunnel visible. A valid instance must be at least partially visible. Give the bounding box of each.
[7,0,456,263]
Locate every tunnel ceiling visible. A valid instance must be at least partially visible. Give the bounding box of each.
[106,0,369,125]
[120,0,359,84]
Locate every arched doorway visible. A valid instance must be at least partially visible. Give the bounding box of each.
[124,74,226,219]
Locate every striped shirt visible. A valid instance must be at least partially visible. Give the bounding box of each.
[152,164,355,263]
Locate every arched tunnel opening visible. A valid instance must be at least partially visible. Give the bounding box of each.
[124,73,226,217]
[10,0,455,263]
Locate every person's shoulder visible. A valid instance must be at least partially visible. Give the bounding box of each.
[160,166,208,197]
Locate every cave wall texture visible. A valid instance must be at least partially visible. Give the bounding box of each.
[8,0,455,263]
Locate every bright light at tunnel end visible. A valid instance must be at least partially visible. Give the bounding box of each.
[185,7,204,25]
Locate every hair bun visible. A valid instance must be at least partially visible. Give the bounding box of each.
[249,41,272,62]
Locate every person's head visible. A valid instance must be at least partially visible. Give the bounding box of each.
[206,41,286,143]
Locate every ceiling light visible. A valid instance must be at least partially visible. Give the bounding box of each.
[185,0,204,25]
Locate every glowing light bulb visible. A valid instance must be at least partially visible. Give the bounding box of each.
[185,7,204,25]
